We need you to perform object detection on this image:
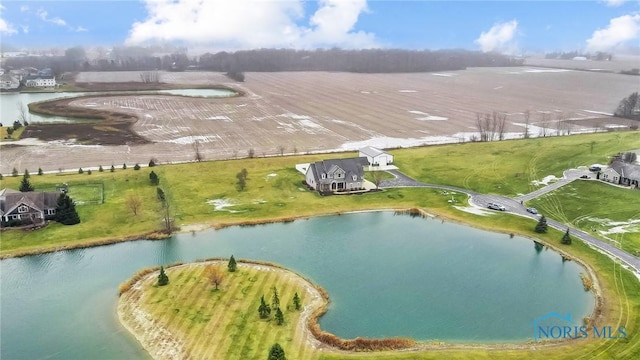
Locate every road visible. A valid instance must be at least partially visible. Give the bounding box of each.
[379,169,640,278]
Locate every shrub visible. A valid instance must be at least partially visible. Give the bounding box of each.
[157,266,169,286]
[134,163,141,170]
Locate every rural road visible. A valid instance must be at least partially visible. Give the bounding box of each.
[380,169,640,278]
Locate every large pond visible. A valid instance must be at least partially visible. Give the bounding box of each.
[0,88,235,124]
[0,212,594,359]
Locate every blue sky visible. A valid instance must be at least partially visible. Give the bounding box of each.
[1,1,639,54]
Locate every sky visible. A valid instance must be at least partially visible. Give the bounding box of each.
[0,0,639,55]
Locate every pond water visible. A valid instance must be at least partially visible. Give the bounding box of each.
[0,212,594,359]
[0,88,236,124]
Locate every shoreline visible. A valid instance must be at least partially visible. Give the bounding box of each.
[117,259,602,360]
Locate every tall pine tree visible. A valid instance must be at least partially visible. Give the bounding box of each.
[561,228,572,245]
[228,255,237,272]
[267,343,286,360]
[54,193,80,225]
[19,173,34,192]
[534,216,548,234]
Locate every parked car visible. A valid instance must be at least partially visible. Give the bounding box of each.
[487,203,506,211]
[526,207,538,214]
[580,175,589,179]
[589,166,601,172]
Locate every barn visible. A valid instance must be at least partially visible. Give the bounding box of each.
[359,146,394,167]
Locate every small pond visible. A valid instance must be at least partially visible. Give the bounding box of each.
[0,211,594,359]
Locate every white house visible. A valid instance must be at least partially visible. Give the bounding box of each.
[359,146,394,167]
[0,74,20,90]
[23,75,56,88]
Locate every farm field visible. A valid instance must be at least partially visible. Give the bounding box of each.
[1,67,638,175]
[529,181,640,255]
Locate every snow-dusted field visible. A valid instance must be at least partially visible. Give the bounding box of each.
[2,67,637,173]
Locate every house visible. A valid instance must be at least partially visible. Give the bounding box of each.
[600,160,640,188]
[359,146,394,167]
[0,189,60,226]
[305,157,369,193]
[0,74,20,90]
[23,74,56,88]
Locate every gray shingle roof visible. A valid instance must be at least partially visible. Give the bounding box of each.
[611,160,640,181]
[309,157,368,185]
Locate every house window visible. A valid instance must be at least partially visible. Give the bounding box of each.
[18,205,29,213]
[321,173,326,179]
[11,215,20,220]
[352,175,357,181]
[46,209,56,215]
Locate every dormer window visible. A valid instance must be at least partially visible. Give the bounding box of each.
[18,205,29,213]
[321,173,326,179]
[352,175,357,181]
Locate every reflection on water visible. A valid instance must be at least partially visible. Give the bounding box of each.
[0,212,594,359]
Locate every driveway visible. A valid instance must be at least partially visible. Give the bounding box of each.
[379,169,640,277]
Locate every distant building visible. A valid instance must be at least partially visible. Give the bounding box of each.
[23,75,56,88]
[359,146,394,167]
[600,160,640,189]
[0,74,20,90]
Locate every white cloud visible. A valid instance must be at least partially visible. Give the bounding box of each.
[0,4,17,35]
[475,20,518,54]
[126,0,377,49]
[37,8,67,26]
[21,25,29,34]
[76,26,88,32]
[20,5,29,12]
[602,0,627,7]
[586,13,640,52]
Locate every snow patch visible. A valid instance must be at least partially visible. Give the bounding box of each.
[582,110,613,116]
[278,113,311,120]
[409,110,448,121]
[454,206,494,216]
[587,218,640,236]
[164,135,220,144]
[206,199,235,211]
[531,175,559,186]
[431,73,456,77]
[206,115,231,121]
[398,90,417,93]
[524,68,572,73]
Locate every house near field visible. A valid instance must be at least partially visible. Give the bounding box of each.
[359,146,394,167]
[600,160,640,189]
[305,157,369,193]
[0,74,20,90]
[23,74,56,88]
[0,188,59,226]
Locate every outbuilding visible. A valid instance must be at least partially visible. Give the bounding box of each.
[358,146,394,167]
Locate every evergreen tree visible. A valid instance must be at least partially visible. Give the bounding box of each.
[267,343,286,360]
[12,168,18,177]
[98,165,104,172]
[149,171,160,185]
[157,187,166,203]
[561,228,572,245]
[78,168,84,174]
[87,169,92,175]
[157,266,169,286]
[110,165,115,172]
[23,169,30,179]
[134,163,141,170]
[228,255,237,272]
[38,167,43,175]
[19,174,34,192]
[274,307,284,326]
[534,216,548,234]
[54,193,81,225]
[122,163,127,170]
[258,295,271,318]
[292,292,301,311]
[148,159,156,167]
[0,173,3,180]
[272,286,280,310]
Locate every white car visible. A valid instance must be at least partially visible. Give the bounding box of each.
[487,203,506,211]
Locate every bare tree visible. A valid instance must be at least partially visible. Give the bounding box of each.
[494,111,507,140]
[16,102,30,125]
[539,113,551,137]
[370,171,382,190]
[523,110,530,139]
[277,145,285,156]
[247,148,255,158]
[192,139,203,162]
[555,112,566,135]
[204,265,225,290]
[139,71,159,83]
[126,194,142,216]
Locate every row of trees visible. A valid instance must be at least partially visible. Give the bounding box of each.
[614,92,640,120]
[534,215,571,245]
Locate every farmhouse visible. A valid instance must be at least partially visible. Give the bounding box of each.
[359,146,394,167]
[600,160,640,189]
[305,157,369,193]
[0,188,59,226]
[0,74,20,90]
[23,75,56,88]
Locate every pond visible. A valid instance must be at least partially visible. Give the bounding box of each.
[0,212,594,359]
[0,88,236,124]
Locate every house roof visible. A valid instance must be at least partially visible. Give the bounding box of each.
[359,146,389,158]
[610,160,640,181]
[0,190,59,216]
[308,157,368,185]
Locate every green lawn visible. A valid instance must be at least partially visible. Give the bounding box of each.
[529,180,640,255]
[393,132,640,196]
[0,125,26,142]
